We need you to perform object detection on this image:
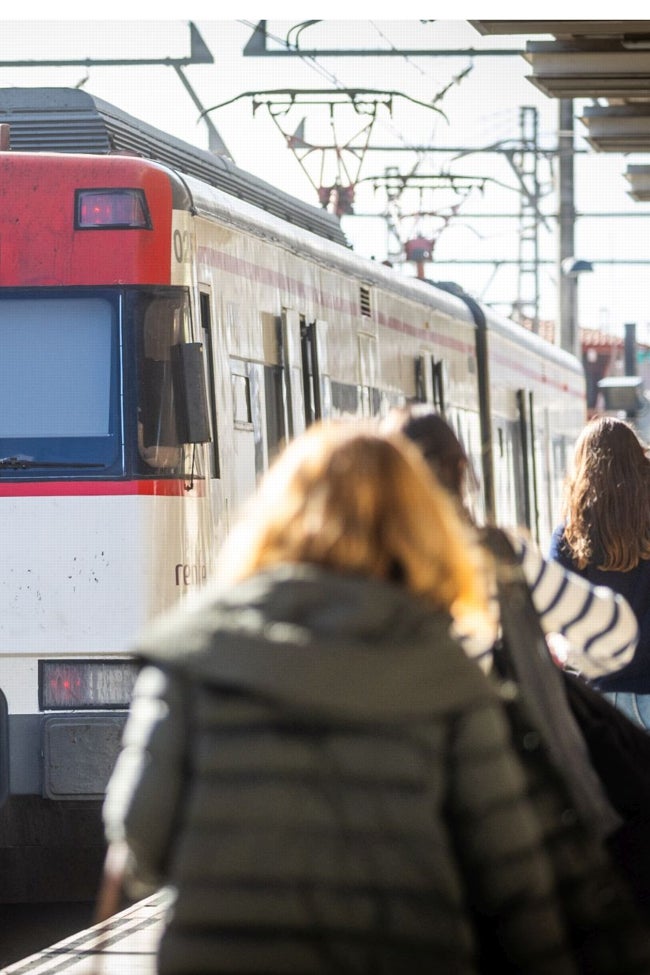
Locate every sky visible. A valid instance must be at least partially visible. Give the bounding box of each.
[1,8,649,343]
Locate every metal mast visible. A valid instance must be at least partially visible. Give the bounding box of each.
[514,106,541,331]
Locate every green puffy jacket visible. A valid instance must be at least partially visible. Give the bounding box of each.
[104,564,650,974]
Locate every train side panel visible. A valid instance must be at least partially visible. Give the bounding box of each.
[486,312,585,549]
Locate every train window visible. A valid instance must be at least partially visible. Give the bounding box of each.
[131,287,215,480]
[414,356,425,402]
[300,319,331,425]
[264,365,286,461]
[330,381,358,417]
[248,363,265,477]
[0,297,113,438]
[414,353,445,412]
[232,373,252,426]
[415,353,433,403]
[230,359,265,489]
[300,317,315,425]
[433,360,446,415]
[516,388,538,538]
[135,291,191,471]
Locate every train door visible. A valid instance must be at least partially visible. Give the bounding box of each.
[536,404,554,547]
[301,318,332,424]
[516,389,540,544]
[250,311,286,467]
[433,360,446,415]
[493,419,522,530]
[450,407,485,524]
[550,431,570,522]
[415,352,446,414]
[199,288,238,550]
[358,332,379,417]
[229,358,261,506]
[281,308,306,438]
[262,354,287,464]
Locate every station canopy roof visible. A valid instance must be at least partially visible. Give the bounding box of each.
[470,20,650,199]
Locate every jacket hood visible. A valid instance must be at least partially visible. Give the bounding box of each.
[134,564,497,722]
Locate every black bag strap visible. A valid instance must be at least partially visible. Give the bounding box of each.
[480,526,622,838]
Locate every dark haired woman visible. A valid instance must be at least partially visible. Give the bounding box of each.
[383,406,639,683]
[550,414,650,731]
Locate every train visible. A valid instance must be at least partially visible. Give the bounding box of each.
[0,87,586,901]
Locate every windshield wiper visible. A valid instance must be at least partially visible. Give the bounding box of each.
[0,456,104,470]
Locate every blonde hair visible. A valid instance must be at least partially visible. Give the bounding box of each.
[219,420,490,635]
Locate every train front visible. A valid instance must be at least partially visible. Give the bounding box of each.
[0,151,215,900]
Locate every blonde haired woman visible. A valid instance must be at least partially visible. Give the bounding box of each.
[102,421,649,974]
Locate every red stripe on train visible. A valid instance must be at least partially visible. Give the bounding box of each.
[0,480,205,497]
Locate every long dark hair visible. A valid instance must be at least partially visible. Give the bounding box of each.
[381,406,468,503]
[563,415,650,571]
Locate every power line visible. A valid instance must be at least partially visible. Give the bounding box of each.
[242,21,524,58]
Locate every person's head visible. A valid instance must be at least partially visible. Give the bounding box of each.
[381,406,470,511]
[564,414,650,570]
[220,419,489,631]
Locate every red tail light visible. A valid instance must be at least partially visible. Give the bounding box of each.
[39,659,139,709]
[76,189,151,229]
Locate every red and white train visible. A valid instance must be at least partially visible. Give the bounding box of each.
[0,87,585,900]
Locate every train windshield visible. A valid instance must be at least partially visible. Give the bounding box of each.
[0,293,121,474]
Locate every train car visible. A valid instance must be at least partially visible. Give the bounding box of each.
[0,87,586,901]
